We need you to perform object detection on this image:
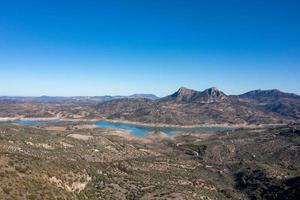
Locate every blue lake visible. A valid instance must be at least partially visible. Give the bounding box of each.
[94,121,232,136]
[15,120,233,137]
[15,119,61,126]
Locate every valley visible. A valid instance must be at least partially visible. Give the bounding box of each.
[0,87,299,199]
[2,1,299,199]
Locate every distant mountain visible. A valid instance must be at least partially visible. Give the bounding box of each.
[160,87,228,103]
[97,87,300,125]
[238,89,300,119]
[2,87,299,125]
[128,94,159,100]
[0,96,70,103]
[238,89,300,102]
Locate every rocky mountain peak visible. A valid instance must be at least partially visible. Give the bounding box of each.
[175,87,196,96]
[205,87,220,94]
[161,87,227,103]
[201,87,228,103]
[168,87,198,102]
[210,86,218,91]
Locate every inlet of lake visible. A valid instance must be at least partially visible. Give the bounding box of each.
[15,120,233,137]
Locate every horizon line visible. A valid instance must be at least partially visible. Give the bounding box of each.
[1,87,299,97]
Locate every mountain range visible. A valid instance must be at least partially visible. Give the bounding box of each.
[1,87,299,125]
[96,87,300,125]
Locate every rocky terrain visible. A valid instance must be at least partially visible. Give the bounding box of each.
[237,89,300,119]
[96,87,300,125]
[0,101,95,118]
[1,87,299,199]
[0,123,299,199]
[1,87,299,126]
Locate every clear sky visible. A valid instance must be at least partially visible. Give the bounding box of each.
[0,0,299,96]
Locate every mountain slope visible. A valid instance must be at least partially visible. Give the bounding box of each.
[96,87,297,125]
[160,87,228,103]
[238,89,300,102]
[128,94,159,100]
[238,89,300,119]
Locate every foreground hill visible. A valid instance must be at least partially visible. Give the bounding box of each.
[0,123,299,199]
[96,87,300,125]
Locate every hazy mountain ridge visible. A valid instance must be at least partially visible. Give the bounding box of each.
[0,93,159,103]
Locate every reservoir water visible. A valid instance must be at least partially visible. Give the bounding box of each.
[15,119,233,136]
[95,121,232,136]
[16,119,61,126]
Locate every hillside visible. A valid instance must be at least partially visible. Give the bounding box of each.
[0,122,299,199]
[159,87,228,103]
[237,89,300,119]
[1,87,299,125]
[96,87,300,125]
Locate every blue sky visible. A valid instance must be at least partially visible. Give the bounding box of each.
[0,0,299,96]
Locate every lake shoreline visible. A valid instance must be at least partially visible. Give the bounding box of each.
[0,116,285,129]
